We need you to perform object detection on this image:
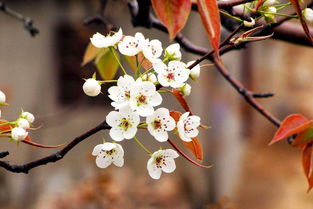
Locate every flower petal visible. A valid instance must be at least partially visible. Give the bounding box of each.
[123,127,137,139]
[162,158,176,173]
[147,158,162,179]
[92,144,103,156]
[110,127,125,141]
[96,155,112,168]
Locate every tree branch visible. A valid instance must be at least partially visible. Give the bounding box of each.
[84,0,112,30]
[0,1,39,37]
[0,120,110,173]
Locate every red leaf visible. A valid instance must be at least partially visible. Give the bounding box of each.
[151,0,192,40]
[302,142,313,192]
[292,127,313,149]
[181,137,203,160]
[169,111,203,160]
[172,89,193,114]
[269,114,313,145]
[289,0,313,44]
[197,0,221,54]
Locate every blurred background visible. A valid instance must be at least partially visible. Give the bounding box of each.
[0,0,313,208]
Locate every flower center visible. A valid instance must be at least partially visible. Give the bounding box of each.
[136,94,147,105]
[155,155,164,168]
[119,118,132,131]
[167,73,175,80]
[105,149,116,155]
[124,90,130,99]
[153,119,162,130]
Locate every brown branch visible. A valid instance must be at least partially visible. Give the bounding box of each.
[0,120,110,173]
[0,1,39,37]
[84,0,112,30]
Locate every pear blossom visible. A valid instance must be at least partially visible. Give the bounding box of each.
[118,33,146,56]
[147,149,179,179]
[142,39,163,62]
[303,8,313,23]
[177,112,200,142]
[146,108,176,142]
[17,118,30,129]
[187,61,200,80]
[179,83,191,96]
[129,80,162,117]
[11,127,28,141]
[90,28,123,48]
[140,73,157,83]
[92,142,124,168]
[165,43,182,60]
[83,78,101,97]
[106,107,140,141]
[21,112,35,123]
[0,90,6,103]
[153,60,190,88]
[108,75,135,109]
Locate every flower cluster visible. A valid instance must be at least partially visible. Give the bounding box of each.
[84,28,205,179]
[0,90,35,142]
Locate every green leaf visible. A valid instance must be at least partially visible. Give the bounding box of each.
[94,49,119,80]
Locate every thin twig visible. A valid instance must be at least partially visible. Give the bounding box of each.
[0,120,110,173]
[84,0,112,30]
[0,1,39,37]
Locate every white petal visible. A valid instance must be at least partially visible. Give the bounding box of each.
[147,158,162,179]
[164,149,179,158]
[162,158,176,173]
[157,74,170,87]
[106,111,123,127]
[110,127,125,141]
[123,127,137,139]
[101,142,116,151]
[152,59,167,74]
[113,157,124,167]
[186,128,199,138]
[180,112,190,121]
[149,93,162,106]
[115,143,125,156]
[92,144,103,156]
[137,104,154,117]
[188,115,201,127]
[153,130,168,142]
[96,155,112,168]
[164,116,176,131]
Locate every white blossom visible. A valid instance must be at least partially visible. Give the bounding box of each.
[179,83,191,96]
[147,149,179,179]
[165,43,182,60]
[118,33,146,56]
[17,118,30,129]
[187,61,200,80]
[153,60,190,88]
[143,39,163,62]
[106,107,140,141]
[90,28,123,48]
[177,112,200,142]
[108,75,135,109]
[92,142,124,168]
[129,79,162,117]
[146,108,176,142]
[303,8,313,23]
[0,90,6,103]
[21,112,35,123]
[83,78,101,97]
[11,127,28,141]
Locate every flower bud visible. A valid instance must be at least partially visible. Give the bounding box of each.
[21,112,35,123]
[165,43,182,61]
[187,61,200,80]
[11,127,28,141]
[180,83,191,96]
[0,90,6,103]
[263,0,277,6]
[83,78,101,97]
[303,8,313,23]
[17,118,30,129]
[244,18,255,27]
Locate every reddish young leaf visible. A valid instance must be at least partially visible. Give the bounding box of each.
[124,52,152,72]
[169,111,203,160]
[289,0,313,44]
[151,0,192,40]
[302,142,313,192]
[172,89,193,114]
[269,114,313,145]
[197,0,221,54]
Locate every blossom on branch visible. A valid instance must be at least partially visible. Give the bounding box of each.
[147,149,179,179]
[90,28,123,48]
[118,33,146,56]
[92,142,124,168]
[177,112,201,142]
